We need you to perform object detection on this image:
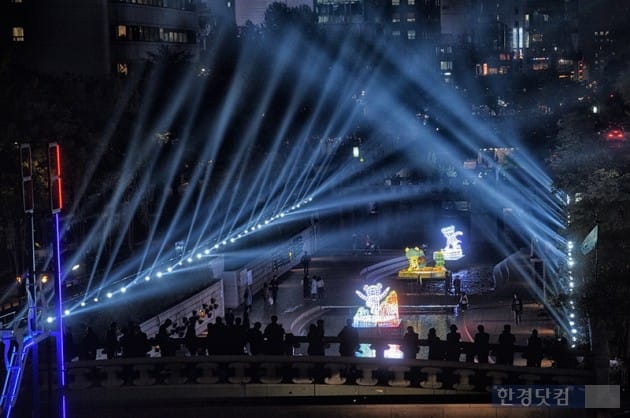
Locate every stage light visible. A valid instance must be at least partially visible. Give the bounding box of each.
[80,302,86,307]
[230,238,235,243]
[214,244,219,249]
[570,313,575,318]
[196,253,202,259]
[222,241,227,245]
[569,321,574,326]
[46,316,54,324]
[93,297,98,302]
[257,224,262,229]
[145,275,151,281]
[204,249,210,254]
[156,272,163,278]
[568,241,573,249]
[264,220,269,225]
[72,264,80,271]
[120,287,126,293]
[569,282,574,288]
[64,309,70,316]
[187,257,193,263]
[167,267,173,272]
[571,328,577,334]
[107,292,113,298]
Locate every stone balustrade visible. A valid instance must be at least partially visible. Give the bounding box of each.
[62,355,594,404]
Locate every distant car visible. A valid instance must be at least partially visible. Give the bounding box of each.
[606,129,626,141]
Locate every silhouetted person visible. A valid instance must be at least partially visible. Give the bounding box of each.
[317,276,325,300]
[337,319,359,357]
[303,274,311,298]
[453,276,461,296]
[427,328,444,360]
[79,326,99,360]
[63,326,76,361]
[243,286,253,313]
[247,322,264,355]
[105,322,119,359]
[552,337,577,368]
[120,324,151,358]
[402,326,420,360]
[206,316,227,355]
[525,329,543,367]
[445,324,461,362]
[474,324,490,364]
[270,276,279,305]
[184,314,199,356]
[307,323,325,356]
[458,291,469,311]
[301,251,311,274]
[512,293,523,325]
[157,319,177,357]
[496,324,516,365]
[263,315,285,355]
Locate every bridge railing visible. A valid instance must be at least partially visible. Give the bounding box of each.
[59,355,594,399]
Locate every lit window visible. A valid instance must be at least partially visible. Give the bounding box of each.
[408,30,416,40]
[392,13,400,23]
[392,0,400,5]
[407,13,415,22]
[408,0,415,4]
[117,25,127,39]
[12,27,24,42]
[117,63,128,75]
[392,30,401,37]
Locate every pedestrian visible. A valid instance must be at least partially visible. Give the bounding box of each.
[270,275,279,305]
[263,315,285,355]
[402,326,420,360]
[524,329,543,367]
[303,274,310,298]
[458,291,469,311]
[474,324,490,364]
[301,251,311,275]
[511,293,523,325]
[263,281,273,309]
[307,323,325,356]
[445,324,461,362]
[496,324,516,365]
[104,321,119,359]
[453,276,461,296]
[317,276,325,300]
[310,275,318,300]
[157,319,177,357]
[243,285,253,313]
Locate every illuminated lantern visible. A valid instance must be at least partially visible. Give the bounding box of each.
[441,225,464,260]
[353,283,400,328]
[433,250,445,267]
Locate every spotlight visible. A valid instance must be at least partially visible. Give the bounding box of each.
[145,275,151,281]
[167,266,173,273]
[250,227,255,232]
[46,316,54,324]
[196,253,202,259]
[230,238,235,243]
[569,321,575,326]
[80,301,86,307]
[570,313,575,318]
[93,297,99,302]
[264,220,269,225]
[187,257,193,263]
[64,309,70,316]
[120,287,126,293]
[568,241,574,249]
[257,224,262,229]
[72,264,80,271]
[569,282,574,288]
[222,241,227,245]
[157,272,163,278]
[107,292,113,298]
[296,204,301,209]
[571,328,577,334]
[280,213,285,218]
[214,244,219,249]
[572,337,577,341]
[204,249,210,255]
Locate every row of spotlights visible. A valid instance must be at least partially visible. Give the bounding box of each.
[72,196,314,313]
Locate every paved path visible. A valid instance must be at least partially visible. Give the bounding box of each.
[236,250,558,362]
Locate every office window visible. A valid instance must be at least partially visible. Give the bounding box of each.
[407,13,415,22]
[392,13,400,23]
[117,25,127,39]
[392,30,401,37]
[408,30,416,40]
[12,27,25,42]
[117,63,129,75]
[392,0,400,5]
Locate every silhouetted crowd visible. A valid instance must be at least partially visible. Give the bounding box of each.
[65,314,578,369]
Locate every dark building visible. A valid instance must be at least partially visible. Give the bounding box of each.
[1,0,200,77]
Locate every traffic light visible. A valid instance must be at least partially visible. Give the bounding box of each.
[20,144,34,213]
[48,143,63,213]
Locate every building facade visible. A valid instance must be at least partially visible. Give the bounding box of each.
[1,0,199,77]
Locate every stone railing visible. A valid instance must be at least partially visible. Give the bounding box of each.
[60,355,594,404]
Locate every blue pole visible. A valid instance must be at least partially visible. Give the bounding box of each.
[54,213,67,418]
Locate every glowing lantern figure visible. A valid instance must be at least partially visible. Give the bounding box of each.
[404,247,425,271]
[433,250,445,267]
[353,283,400,328]
[441,225,464,260]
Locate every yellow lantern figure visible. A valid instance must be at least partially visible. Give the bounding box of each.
[405,247,425,272]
